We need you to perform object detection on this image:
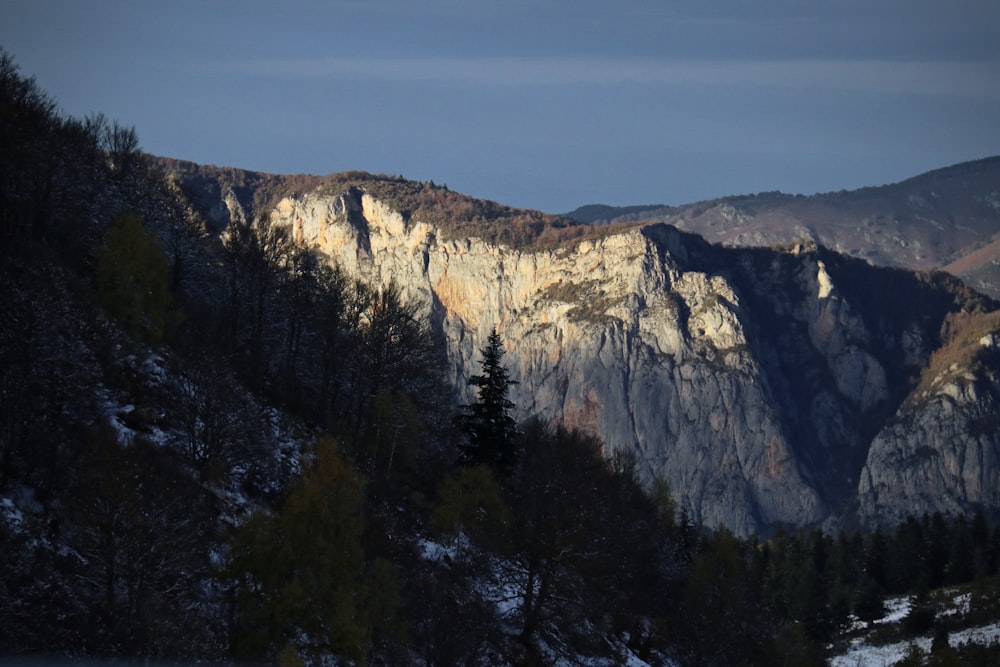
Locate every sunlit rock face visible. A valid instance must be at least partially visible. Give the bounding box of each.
[253,188,996,535]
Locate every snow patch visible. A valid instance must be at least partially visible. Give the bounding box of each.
[830,637,927,667]
[952,622,1000,647]
[418,537,460,562]
[0,496,25,531]
[939,592,971,617]
[831,623,1000,667]
[876,596,912,625]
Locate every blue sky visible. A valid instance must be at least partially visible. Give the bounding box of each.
[2,0,999,212]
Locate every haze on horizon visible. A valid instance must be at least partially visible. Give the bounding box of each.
[2,0,999,213]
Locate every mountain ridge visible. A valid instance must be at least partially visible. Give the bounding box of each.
[160,154,1000,297]
[565,156,1000,298]
[163,163,1000,534]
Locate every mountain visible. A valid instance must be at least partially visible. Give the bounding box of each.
[564,203,671,224]
[166,161,1000,535]
[566,157,1000,299]
[7,49,1000,663]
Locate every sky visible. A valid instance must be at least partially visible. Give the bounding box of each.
[2,0,999,213]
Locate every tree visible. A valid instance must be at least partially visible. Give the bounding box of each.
[172,352,269,482]
[498,422,664,654]
[99,116,142,180]
[677,528,778,665]
[971,510,991,579]
[96,210,179,345]
[456,328,519,474]
[221,216,293,384]
[275,246,320,399]
[432,463,512,552]
[227,438,402,665]
[312,262,351,426]
[69,424,218,657]
[348,281,443,442]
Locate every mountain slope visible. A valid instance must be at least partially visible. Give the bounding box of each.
[567,157,1000,298]
[167,166,1000,534]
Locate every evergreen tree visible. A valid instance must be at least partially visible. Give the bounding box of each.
[946,515,974,585]
[456,328,520,474]
[890,516,927,593]
[971,510,991,579]
[926,512,950,589]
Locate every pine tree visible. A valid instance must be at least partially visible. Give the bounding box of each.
[456,328,520,474]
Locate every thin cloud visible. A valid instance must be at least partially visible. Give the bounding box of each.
[223,56,1000,99]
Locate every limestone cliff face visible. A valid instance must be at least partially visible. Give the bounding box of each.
[262,188,947,535]
[177,171,1000,534]
[256,187,1000,533]
[858,335,1000,527]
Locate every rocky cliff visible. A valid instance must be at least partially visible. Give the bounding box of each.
[858,324,1000,528]
[178,172,1000,535]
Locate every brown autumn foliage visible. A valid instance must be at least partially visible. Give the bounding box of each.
[915,309,1000,397]
[155,159,641,251]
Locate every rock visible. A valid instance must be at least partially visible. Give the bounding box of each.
[858,352,1000,527]
[261,191,875,534]
[194,183,999,535]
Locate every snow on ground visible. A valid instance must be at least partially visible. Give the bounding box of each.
[875,596,911,625]
[952,622,1000,647]
[140,352,168,381]
[841,597,913,642]
[105,401,136,444]
[418,536,461,562]
[829,638,923,667]
[0,496,25,531]
[830,591,1000,666]
[830,623,1000,667]
[939,592,971,617]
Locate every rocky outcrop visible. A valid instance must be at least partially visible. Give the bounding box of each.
[858,334,1000,527]
[267,191,830,534]
[163,168,1000,535]
[260,190,944,533]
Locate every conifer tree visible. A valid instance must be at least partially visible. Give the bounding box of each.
[456,328,520,474]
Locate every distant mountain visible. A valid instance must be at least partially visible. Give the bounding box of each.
[568,157,1000,298]
[563,203,671,224]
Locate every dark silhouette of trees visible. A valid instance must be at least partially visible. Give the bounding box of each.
[347,281,444,444]
[311,262,351,425]
[171,353,270,482]
[440,421,672,658]
[275,245,320,398]
[676,528,778,666]
[221,216,293,384]
[96,114,142,180]
[0,48,102,257]
[68,425,218,658]
[456,328,520,474]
